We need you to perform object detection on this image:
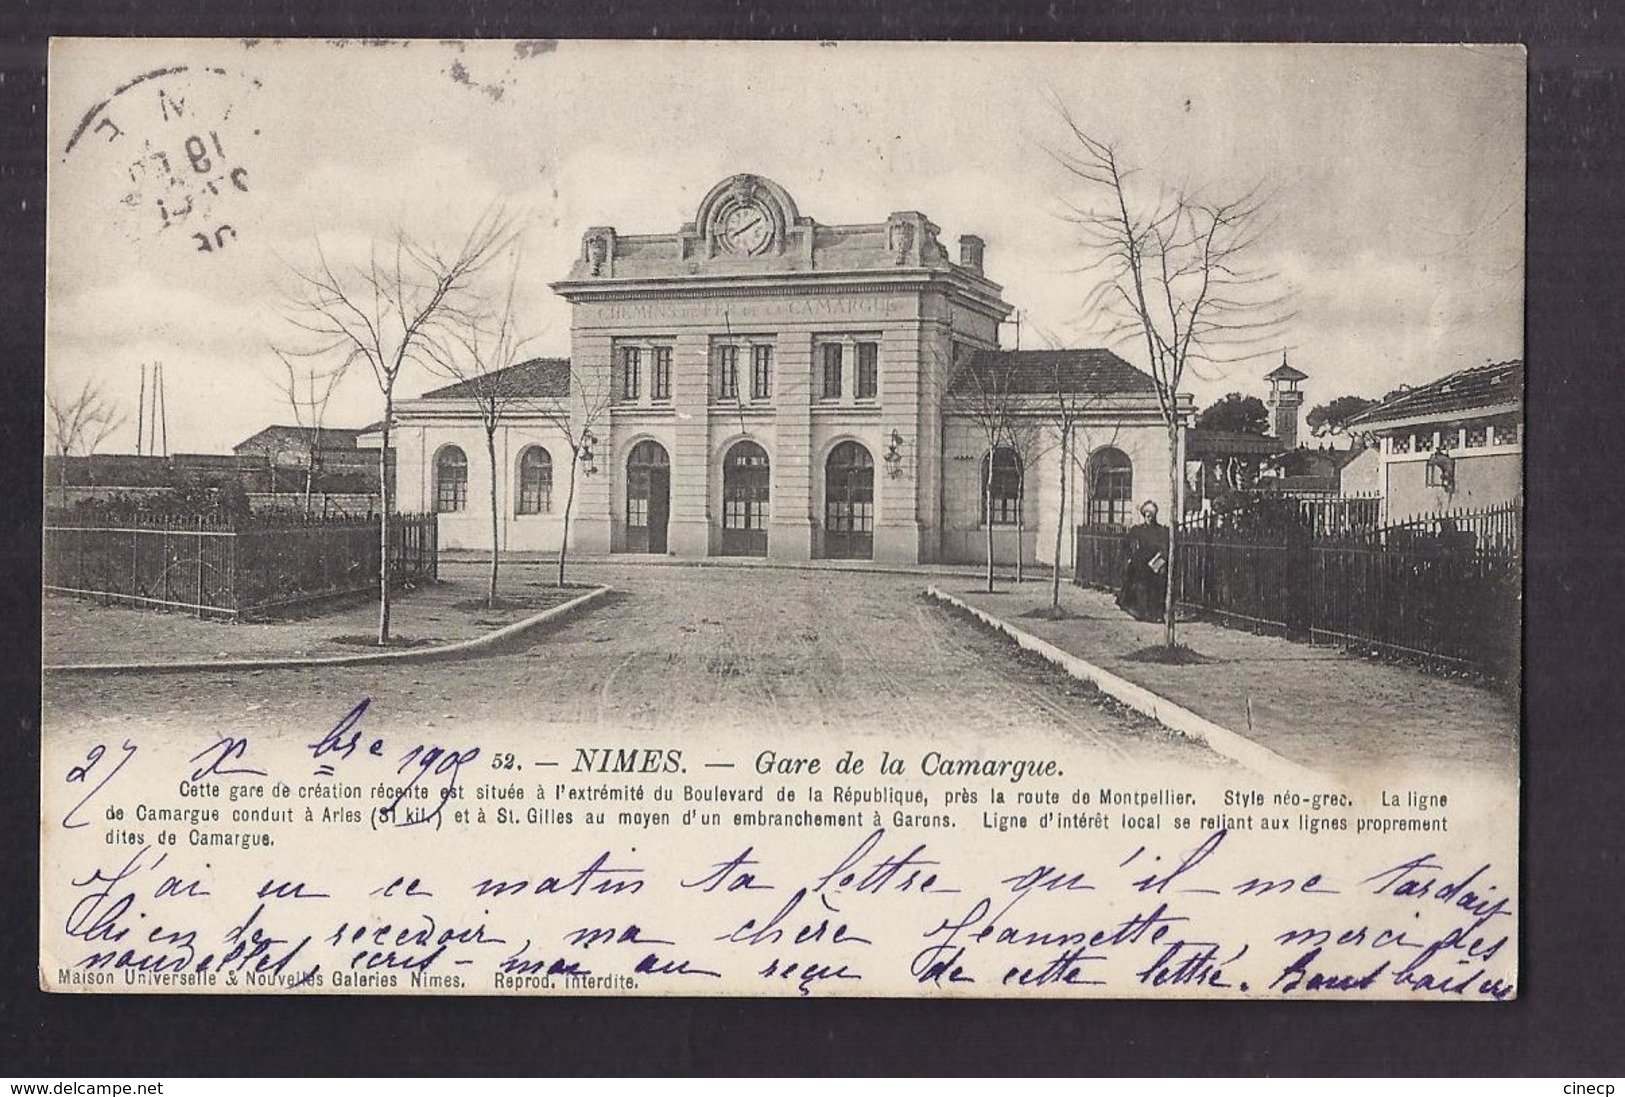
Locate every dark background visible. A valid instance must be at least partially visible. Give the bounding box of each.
[3,0,1621,1076]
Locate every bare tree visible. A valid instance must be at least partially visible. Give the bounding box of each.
[1002,406,1048,587]
[47,377,126,506]
[1052,108,1291,648]
[424,257,537,608]
[533,360,613,589]
[280,207,518,644]
[272,351,346,517]
[940,344,1025,594]
[1042,374,1110,614]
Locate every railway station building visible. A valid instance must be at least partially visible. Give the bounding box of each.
[384,174,1182,566]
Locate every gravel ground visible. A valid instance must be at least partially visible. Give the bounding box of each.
[42,574,585,665]
[41,560,1221,774]
[954,579,1519,782]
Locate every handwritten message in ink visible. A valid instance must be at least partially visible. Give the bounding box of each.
[41,699,1518,999]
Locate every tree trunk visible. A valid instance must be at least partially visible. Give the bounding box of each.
[303,461,315,519]
[1051,427,1067,610]
[486,428,500,608]
[983,459,995,594]
[558,448,578,589]
[377,403,393,646]
[1163,421,1180,650]
[1015,466,1025,584]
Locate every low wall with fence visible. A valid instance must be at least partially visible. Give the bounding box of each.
[50,486,381,518]
[44,514,437,620]
[1075,501,1522,678]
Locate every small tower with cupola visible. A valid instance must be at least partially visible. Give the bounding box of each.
[1264,353,1308,450]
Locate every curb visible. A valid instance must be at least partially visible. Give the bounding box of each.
[925,586,1319,784]
[43,585,612,675]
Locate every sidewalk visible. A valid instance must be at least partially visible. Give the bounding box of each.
[42,563,597,669]
[943,578,1519,780]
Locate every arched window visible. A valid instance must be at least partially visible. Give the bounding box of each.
[981,446,1023,526]
[1087,447,1133,526]
[516,446,552,515]
[434,446,468,513]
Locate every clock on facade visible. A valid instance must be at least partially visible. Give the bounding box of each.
[720,203,773,255]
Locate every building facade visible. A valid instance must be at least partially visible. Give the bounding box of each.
[388,174,1179,565]
[1349,359,1523,521]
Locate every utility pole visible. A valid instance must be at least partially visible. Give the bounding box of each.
[157,362,168,457]
[136,364,147,455]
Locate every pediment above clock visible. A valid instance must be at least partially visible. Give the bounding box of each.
[693,173,803,259]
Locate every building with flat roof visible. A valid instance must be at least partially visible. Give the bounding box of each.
[387,174,1184,564]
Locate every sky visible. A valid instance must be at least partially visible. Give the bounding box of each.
[46,39,1525,454]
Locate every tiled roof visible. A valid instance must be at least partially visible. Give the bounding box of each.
[950,348,1159,397]
[418,357,572,401]
[1351,360,1523,427]
[1263,362,1308,382]
[233,425,364,452]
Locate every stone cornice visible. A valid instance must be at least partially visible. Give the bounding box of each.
[551,266,1010,317]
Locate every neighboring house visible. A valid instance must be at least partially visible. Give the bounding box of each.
[238,423,391,496]
[386,173,1185,564]
[233,425,377,474]
[1184,428,1281,512]
[1348,359,1523,520]
[1257,444,1370,495]
[1337,445,1381,496]
[46,424,392,512]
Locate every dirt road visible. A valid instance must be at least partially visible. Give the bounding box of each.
[41,561,1220,770]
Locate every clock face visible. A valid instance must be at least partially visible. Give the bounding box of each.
[721,204,773,255]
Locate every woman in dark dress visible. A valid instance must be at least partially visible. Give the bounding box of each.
[1117,500,1168,622]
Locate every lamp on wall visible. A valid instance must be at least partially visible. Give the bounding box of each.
[1426,449,1455,494]
[578,429,598,476]
[883,429,905,478]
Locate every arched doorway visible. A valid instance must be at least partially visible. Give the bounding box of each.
[721,440,770,557]
[624,440,670,554]
[823,441,874,560]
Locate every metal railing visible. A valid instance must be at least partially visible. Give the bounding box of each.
[1076,501,1521,677]
[44,513,438,620]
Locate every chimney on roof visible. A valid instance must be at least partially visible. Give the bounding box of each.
[958,234,985,274]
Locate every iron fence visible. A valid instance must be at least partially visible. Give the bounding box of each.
[1076,501,1522,677]
[1200,492,1384,538]
[44,514,438,619]
[1379,503,1522,555]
